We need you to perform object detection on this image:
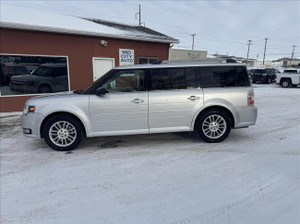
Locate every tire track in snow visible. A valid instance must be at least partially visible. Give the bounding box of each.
[171,168,299,224]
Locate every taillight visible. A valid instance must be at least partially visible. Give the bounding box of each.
[248,91,254,106]
[274,74,277,79]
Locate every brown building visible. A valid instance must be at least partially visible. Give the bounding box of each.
[0,5,178,112]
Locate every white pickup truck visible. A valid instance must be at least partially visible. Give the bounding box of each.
[275,69,300,88]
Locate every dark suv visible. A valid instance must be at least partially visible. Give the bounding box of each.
[10,64,68,93]
[249,68,280,84]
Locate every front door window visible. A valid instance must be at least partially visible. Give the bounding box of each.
[102,70,146,92]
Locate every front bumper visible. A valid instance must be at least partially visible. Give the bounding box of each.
[10,85,37,94]
[21,112,45,138]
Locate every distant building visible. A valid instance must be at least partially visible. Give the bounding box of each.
[169,48,207,60]
[272,58,300,67]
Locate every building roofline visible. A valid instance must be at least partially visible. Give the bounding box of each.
[0,21,180,44]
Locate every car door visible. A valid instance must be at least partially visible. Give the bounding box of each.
[148,67,204,133]
[89,69,148,136]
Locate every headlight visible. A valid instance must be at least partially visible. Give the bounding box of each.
[23,105,35,114]
[23,105,28,114]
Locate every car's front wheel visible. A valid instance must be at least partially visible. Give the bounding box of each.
[42,115,83,151]
[195,109,232,143]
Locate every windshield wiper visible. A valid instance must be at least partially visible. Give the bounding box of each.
[73,89,83,94]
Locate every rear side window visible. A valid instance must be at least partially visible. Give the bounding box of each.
[150,68,197,90]
[200,66,250,87]
[53,67,68,76]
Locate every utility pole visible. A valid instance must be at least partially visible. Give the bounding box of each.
[262,38,268,65]
[191,34,196,50]
[246,40,253,64]
[290,45,296,66]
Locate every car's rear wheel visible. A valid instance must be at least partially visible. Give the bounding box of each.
[195,109,231,143]
[280,79,291,88]
[42,115,83,151]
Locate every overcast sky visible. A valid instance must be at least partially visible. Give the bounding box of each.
[2,0,300,60]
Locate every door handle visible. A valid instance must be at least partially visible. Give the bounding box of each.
[188,96,200,101]
[131,98,144,104]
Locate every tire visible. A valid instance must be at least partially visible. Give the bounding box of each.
[280,79,291,88]
[195,109,232,143]
[42,115,83,151]
[38,85,51,93]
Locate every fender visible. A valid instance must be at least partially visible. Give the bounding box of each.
[190,98,239,131]
[37,96,92,137]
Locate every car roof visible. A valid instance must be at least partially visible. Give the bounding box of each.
[39,63,67,67]
[114,62,246,70]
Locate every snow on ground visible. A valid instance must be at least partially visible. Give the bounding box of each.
[1,84,299,224]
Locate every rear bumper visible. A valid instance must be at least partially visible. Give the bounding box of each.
[234,106,257,128]
[251,76,268,82]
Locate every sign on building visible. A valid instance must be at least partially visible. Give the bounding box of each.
[119,49,134,66]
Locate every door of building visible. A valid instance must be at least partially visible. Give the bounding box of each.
[92,57,115,81]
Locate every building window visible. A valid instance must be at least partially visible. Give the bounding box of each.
[138,57,158,64]
[0,54,69,96]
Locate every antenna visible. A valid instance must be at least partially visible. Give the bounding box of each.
[135,4,145,26]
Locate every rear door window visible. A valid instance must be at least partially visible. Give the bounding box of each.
[200,66,250,87]
[150,67,197,90]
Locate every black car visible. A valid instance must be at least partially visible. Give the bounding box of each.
[249,68,280,84]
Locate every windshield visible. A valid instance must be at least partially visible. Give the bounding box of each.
[283,70,297,73]
[32,66,55,76]
[82,69,115,94]
[250,69,265,74]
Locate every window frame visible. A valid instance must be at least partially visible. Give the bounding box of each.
[0,53,70,97]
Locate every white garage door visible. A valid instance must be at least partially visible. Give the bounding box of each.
[92,57,115,81]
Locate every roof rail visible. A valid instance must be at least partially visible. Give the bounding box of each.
[157,58,227,64]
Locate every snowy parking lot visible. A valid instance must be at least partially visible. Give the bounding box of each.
[1,84,299,224]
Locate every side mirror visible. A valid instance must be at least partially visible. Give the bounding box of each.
[95,87,107,96]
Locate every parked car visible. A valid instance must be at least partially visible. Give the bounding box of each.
[248,68,280,84]
[21,62,257,151]
[10,64,68,93]
[275,70,300,87]
[1,64,30,85]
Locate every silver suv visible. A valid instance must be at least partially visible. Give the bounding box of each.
[21,62,257,151]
